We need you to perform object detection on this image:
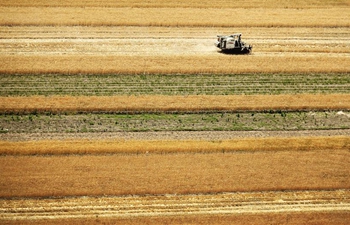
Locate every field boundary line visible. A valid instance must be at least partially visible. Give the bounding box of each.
[1,94,350,114]
[1,55,350,74]
[1,7,349,28]
[0,136,349,155]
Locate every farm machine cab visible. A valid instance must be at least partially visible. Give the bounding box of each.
[215,33,252,54]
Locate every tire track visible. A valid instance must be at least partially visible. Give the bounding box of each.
[1,190,349,220]
[1,27,349,57]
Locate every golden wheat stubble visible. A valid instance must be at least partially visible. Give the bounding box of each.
[8,212,348,225]
[1,6,349,27]
[1,136,349,155]
[1,150,349,197]
[1,55,350,74]
[1,0,348,8]
[1,94,350,113]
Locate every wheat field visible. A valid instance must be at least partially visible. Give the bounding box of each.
[1,149,349,198]
[1,94,349,113]
[1,136,349,155]
[1,7,349,27]
[2,0,350,8]
[1,55,350,74]
[1,0,350,224]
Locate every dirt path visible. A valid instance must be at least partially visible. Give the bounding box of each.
[1,190,349,221]
[1,129,350,142]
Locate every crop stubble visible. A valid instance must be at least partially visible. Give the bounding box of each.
[1,147,349,223]
[1,0,350,223]
[2,0,350,8]
[1,94,349,113]
[1,136,349,155]
[1,55,349,75]
[1,149,349,198]
[1,190,349,224]
[1,13,350,74]
[1,73,350,96]
[1,6,349,27]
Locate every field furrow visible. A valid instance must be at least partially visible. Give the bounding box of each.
[1,74,349,96]
[1,190,349,221]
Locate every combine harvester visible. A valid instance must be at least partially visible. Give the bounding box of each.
[215,33,252,54]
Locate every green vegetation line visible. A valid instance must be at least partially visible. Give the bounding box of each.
[1,111,349,133]
[1,73,349,96]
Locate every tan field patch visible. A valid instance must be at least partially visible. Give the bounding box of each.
[2,212,350,225]
[2,130,350,142]
[1,94,349,113]
[1,7,349,27]
[0,136,349,155]
[2,0,350,8]
[1,55,349,74]
[1,149,349,197]
[1,190,349,224]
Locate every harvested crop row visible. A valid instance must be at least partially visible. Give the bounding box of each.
[1,7,349,27]
[0,136,349,155]
[2,0,349,8]
[1,26,347,39]
[1,94,349,114]
[2,55,349,74]
[1,190,349,222]
[1,148,349,197]
[2,36,350,56]
[1,73,349,96]
[2,212,350,225]
[2,111,349,134]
